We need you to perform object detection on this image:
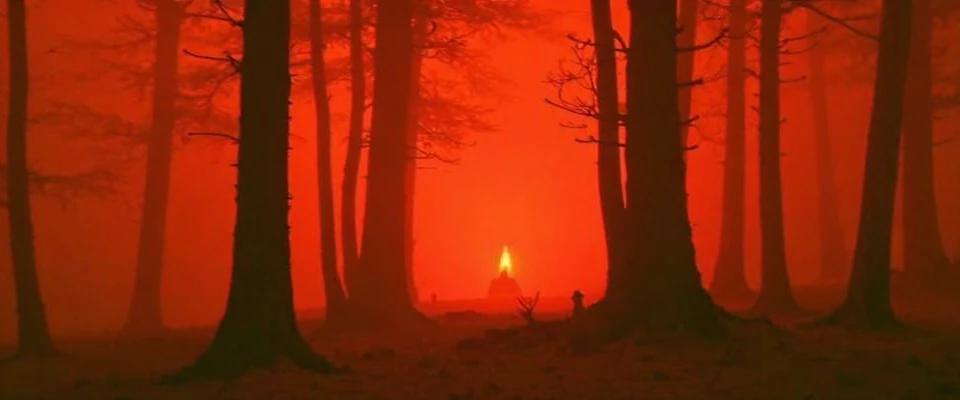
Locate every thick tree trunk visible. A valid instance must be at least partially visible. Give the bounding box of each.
[806,11,848,284]
[708,0,751,301]
[122,0,183,337]
[826,0,912,329]
[309,0,348,316]
[752,0,801,315]
[352,0,427,327]
[165,0,335,381]
[340,0,365,296]
[588,0,626,302]
[900,0,949,283]
[6,0,56,358]
[607,0,720,337]
[677,0,697,155]
[403,12,428,304]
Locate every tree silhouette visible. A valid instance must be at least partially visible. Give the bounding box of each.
[165,0,337,381]
[5,0,56,359]
[821,0,912,329]
[709,0,753,302]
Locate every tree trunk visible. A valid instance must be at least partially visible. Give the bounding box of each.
[609,0,720,337]
[708,0,751,301]
[122,0,183,337]
[752,0,801,315]
[588,0,626,302]
[309,0,348,317]
[677,0,697,155]
[340,0,365,296]
[351,0,427,327]
[165,0,335,381]
[6,0,56,358]
[806,10,848,284]
[403,12,428,304]
[826,0,912,329]
[900,0,949,284]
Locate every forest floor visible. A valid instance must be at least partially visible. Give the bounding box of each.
[1,284,959,400]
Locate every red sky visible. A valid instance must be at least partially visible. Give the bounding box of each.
[1,0,958,341]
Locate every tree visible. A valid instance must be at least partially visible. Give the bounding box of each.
[709,0,753,301]
[588,0,626,302]
[339,0,364,296]
[678,0,698,155]
[822,0,912,329]
[166,0,336,380]
[805,8,849,284]
[348,0,428,327]
[122,0,187,337]
[603,0,721,337]
[307,0,349,320]
[5,0,56,359]
[751,0,802,315]
[899,0,950,284]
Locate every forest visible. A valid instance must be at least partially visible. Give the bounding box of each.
[1,0,959,398]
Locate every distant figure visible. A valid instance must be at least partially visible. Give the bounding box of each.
[431,293,438,304]
[571,290,585,318]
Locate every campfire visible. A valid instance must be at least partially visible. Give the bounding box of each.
[487,245,522,298]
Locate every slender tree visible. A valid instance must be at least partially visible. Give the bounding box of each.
[589,0,626,302]
[350,0,427,327]
[805,9,848,284]
[900,0,950,284]
[709,0,752,301]
[6,0,57,358]
[122,0,186,336]
[340,0,365,295]
[308,0,348,319]
[166,0,336,380]
[403,8,430,303]
[823,0,912,329]
[752,0,802,315]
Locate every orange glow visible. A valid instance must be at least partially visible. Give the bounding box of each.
[499,246,513,276]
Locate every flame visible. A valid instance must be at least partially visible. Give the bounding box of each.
[499,245,512,276]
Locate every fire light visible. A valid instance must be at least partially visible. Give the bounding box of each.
[499,245,512,276]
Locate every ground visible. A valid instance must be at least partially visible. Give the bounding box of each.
[1,286,958,400]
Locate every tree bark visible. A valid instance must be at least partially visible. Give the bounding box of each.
[588,0,626,302]
[165,0,335,381]
[123,0,183,337]
[826,0,912,329]
[340,0,365,296]
[403,10,428,304]
[900,0,950,283]
[806,10,848,284]
[677,0,698,156]
[752,0,801,315]
[606,0,721,337]
[351,0,427,327]
[309,0,348,317]
[6,0,56,358]
[709,0,752,301]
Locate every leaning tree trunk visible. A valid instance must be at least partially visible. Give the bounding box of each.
[351,0,426,327]
[123,0,183,337]
[165,0,335,381]
[610,0,721,337]
[309,0,348,317]
[677,0,698,156]
[752,0,801,315]
[589,0,626,302]
[340,0,365,296]
[6,0,56,358]
[709,0,752,301]
[900,0,950,284]
[825,0,912,329]
[403,11,428,303]
[806,11,848,284]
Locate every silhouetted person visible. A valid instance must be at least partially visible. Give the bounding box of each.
[571,290,585,318]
